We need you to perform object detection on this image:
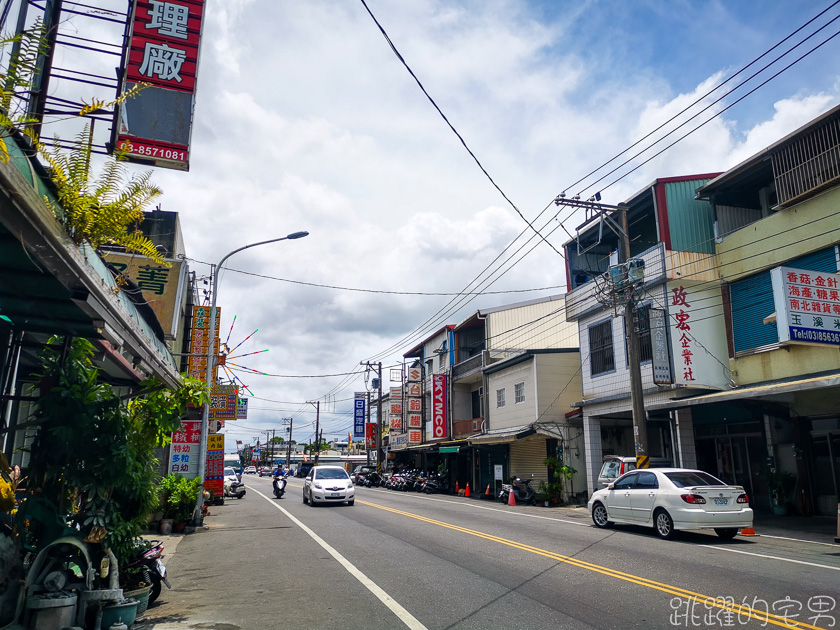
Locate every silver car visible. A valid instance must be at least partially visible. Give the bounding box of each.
[302,465,355,506]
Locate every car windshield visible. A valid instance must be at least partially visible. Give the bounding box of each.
[666,471,726,488]
[316,469,349,480]
[224,467,236,476]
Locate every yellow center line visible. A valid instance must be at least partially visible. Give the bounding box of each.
[358,499,824,630]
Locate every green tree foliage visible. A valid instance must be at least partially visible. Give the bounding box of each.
[28,337,207,564]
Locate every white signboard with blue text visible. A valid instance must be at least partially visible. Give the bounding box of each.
[771,266,840,347]
[353,393,366,438]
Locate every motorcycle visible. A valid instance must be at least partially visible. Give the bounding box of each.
[499,478,538,506]
[224,477,246,499]
[272,474,287,499]
[125,539,170,603]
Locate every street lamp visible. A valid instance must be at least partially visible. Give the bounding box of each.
[195,230,309,521]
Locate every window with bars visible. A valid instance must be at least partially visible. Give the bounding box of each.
[589,320,615,376]
[496,388,506,408]
[514,382,525,404]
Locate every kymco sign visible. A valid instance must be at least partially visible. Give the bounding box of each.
[432,374,448,439]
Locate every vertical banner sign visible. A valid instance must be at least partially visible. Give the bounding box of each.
[353,393,366,438]
[650,308,672,384]
[432,374,448,439]
[170,420,201,477]
[187,305,219,382]
[408,429,422,445]
[204,433,224,493]
[114,0,207,170]
[236,397,248,419]
[407,366,422,382]
[365,422,376,448]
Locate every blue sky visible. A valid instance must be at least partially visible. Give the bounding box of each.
[16,0,840,445]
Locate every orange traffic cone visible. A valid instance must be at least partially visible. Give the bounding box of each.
[465,483,471,498]
[739,527,756,536]
[484,484,491,496]
[455,480,460,493]
[507,488,516,506]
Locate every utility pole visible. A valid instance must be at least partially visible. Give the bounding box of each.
[555,195,649,469]
[365,390,371,466]
[619,206,649,467]
[308,400,321,464]
[360,361,384,471]
[283,417,293,468]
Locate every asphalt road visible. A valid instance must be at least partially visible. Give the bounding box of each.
[140,475,840,630]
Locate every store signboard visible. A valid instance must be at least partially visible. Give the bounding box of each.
[771,266,840,347]
[204,433,223,493]
[390,433,407,451]
[432,374,448,439]
[650,308,672,384]
[353,393,366,438]
[114,0,206,170]
[169,420,200,477]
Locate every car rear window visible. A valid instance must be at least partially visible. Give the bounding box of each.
[600,461,621,479]
[666,471,725,488]
[317,469,349,480]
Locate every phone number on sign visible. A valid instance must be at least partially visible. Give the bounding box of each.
[118,141,187,163]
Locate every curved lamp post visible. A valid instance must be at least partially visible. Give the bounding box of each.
[195,230,309,521]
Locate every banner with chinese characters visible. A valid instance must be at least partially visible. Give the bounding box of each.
[649,308,672,385]
[432,374,448,439]
[389,386,402,399]
[667,282,729,389]
[771,266,840,347]
[113,0,206,170]
[236,397,248,419]
[204,433,224,493]
[353,393,366,438]
[103,253,186,339]
[407,413,422,429]
[365,422,376,448]
[408,429,422,445]
[169,420,201,477]
[390,432,407,451]
[209,384,238,420]
[187,305,219,383]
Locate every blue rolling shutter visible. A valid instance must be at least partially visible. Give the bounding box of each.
[730,246,838,353]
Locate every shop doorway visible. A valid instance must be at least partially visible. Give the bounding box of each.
[695,423,765,509]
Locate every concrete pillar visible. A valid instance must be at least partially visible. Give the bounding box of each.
[583,411,602,496]
[673,408,697,469]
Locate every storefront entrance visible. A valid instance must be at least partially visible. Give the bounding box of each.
[695,422,767,510]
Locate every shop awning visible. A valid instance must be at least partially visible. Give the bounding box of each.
[468,422,565,445]
[651,370,840,411]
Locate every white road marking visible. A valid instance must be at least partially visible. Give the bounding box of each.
[753,533,840,548]
[253,488,428,630]
[707,546,840,571]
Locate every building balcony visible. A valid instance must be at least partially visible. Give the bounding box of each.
[452,417,482,438]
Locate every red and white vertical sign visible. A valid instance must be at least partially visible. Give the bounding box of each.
[115,0,206,170]
[432,374,448,439]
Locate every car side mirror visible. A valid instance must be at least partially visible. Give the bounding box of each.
[607,483,615,490]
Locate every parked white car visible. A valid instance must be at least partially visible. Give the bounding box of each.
[588,468,753,540]
[302,465,355,506]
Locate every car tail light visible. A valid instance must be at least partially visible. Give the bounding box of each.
[736,494,749,504]
[680,494,706,504]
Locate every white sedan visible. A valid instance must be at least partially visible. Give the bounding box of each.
[587,468,753,540]
[302,465,355,506]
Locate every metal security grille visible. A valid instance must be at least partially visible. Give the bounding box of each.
[589,320,615,376]
[773,115,840,207]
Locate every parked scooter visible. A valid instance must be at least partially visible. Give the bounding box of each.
[272,474,287,499]
[499,477,538,505]
[224,477,246,499]
[125,539,170,603]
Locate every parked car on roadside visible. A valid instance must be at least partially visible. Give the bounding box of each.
[596,455,672,488]
[588,468,753,540]
[302,465,355,506]
[296,462,315,478]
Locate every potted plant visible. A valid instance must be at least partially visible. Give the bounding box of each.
[543,457,577,505]
[762,467,796,515]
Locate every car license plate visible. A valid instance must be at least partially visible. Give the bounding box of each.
[330,493,341,498]
[714,497,729,505]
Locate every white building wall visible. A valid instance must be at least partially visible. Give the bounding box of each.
[535,352,582,423]
[487,297,579,351]
[487,361,534,431]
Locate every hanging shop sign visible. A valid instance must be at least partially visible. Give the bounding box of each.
[432,374,448,439]
[390,386,402,399]
[236,397,248,419]
[113,0,207,170]
[204,433,224,493]
[649,308,672,385]
[390,433,407,451]
[407,366,422,382]
[169,420,200,477]
[354,393,366,438]
[407,413,422,429]
[365,422,376,448]
[408,430,421,445]
[771,266,840,347]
